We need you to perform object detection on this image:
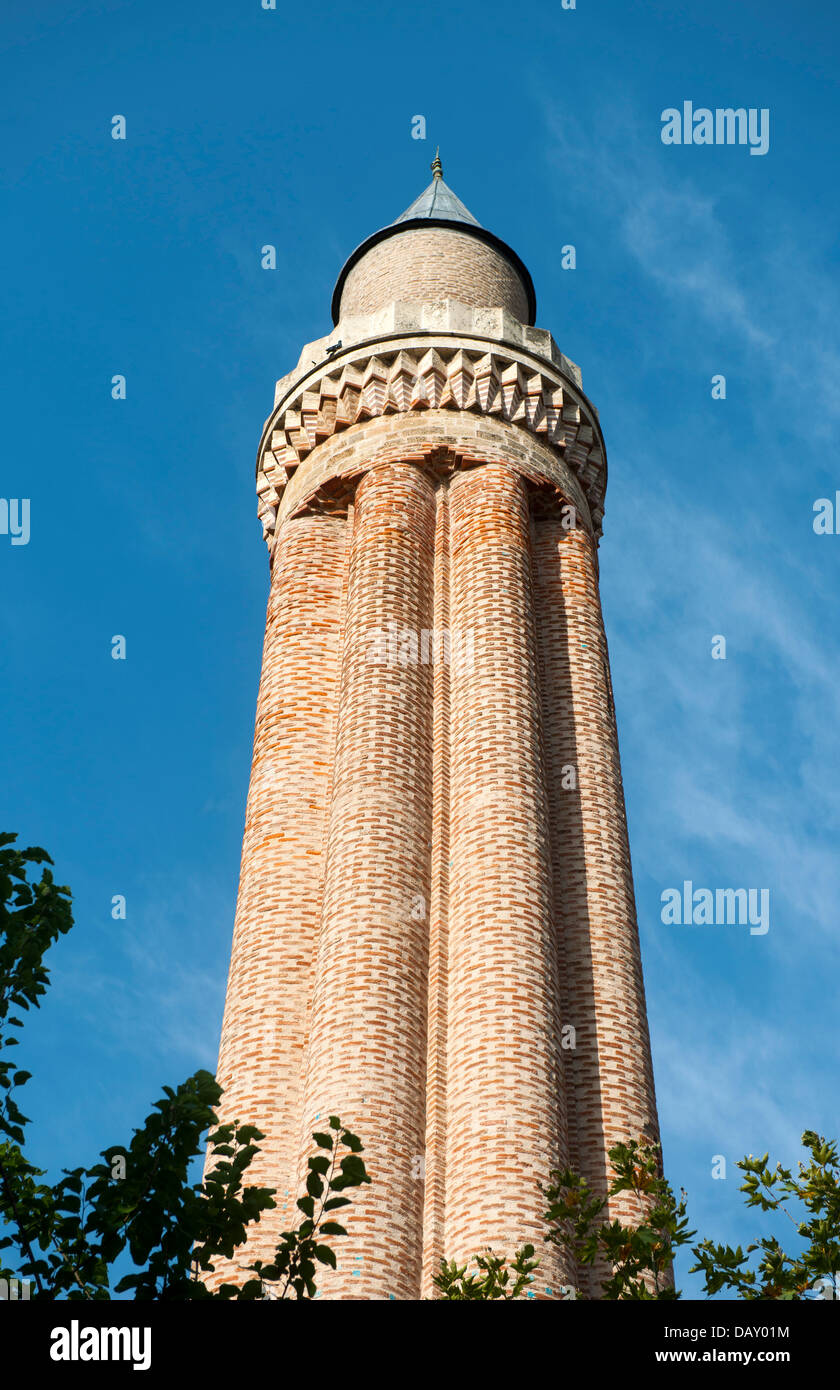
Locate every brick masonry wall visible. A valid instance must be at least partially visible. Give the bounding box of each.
[532,516,660,1295]
[421,481,451,1293]
[207,513,347,1285]
[443,464,569,1298]
[208,234,662,1297]
[296,464,436,1299]
[273,407,593,538]
[338,227,530,323]
[208,445,662,1300]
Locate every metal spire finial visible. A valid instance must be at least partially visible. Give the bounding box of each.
[431,147,443,180]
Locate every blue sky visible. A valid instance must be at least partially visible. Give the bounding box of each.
[2,0,838,1296]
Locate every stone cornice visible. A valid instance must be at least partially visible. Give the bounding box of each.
[256,301,607,548]
[271,410,595,545]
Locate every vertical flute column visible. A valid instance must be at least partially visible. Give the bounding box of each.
[445,463,568,1296]
[299,463,436,1300]
[210,513,348,1278]
[533,516,659,1293]
[421,481,451,1296]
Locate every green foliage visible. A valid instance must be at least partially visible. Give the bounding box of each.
[540,1132,840,1302]
[691,1133,840,1300]
[0,833,83,1297]
[5,832,836,1305]
[85,1074,277,1299]
[434,1244,539,1300]
[544,1138,694,1299]
[0,833,73,1150]
[0,833,367,1300]
[243,1116,371,1300]
[1,1068,275,1299]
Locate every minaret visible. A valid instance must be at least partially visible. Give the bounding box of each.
[209,157,662,1300]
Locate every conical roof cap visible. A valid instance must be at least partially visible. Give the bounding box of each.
[393,174,480,228]
[330,154,536,325]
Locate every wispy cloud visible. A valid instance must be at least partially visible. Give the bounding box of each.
[611,483,840,950]
[59,873,231,1071]
[622,187,774,349]
[540,97,840,425]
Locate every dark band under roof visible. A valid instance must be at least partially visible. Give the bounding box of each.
[330,166,537,327]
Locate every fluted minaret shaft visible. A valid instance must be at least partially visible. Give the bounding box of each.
[444,464,569,1296]
[298,464,436,1299]
[208,170,663,1300]
[420,481,451,1293]
[533,519,658,1248]
[210,514,347,1279]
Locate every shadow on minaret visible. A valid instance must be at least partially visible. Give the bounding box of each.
[530,488,660,1299]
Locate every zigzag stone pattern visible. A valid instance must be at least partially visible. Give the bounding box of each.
[255,301,607,547]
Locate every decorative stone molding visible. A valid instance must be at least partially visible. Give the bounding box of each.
[268,411,595,548]
[271,300,585,402]
[256,301,607,548]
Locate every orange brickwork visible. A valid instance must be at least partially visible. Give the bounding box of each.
[211,515,348,1278]
[338,226,530,322]
[206,174,662,1300]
